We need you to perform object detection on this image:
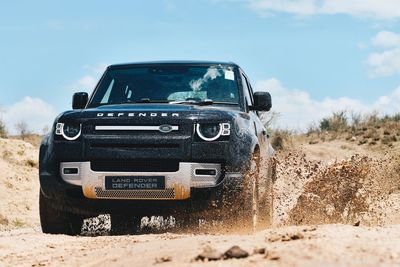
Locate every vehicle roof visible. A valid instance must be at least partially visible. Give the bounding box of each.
[108,60,238,69]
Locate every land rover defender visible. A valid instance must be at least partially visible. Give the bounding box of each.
[39,61,275,235]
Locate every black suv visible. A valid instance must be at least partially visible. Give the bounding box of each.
[39,61,275,235]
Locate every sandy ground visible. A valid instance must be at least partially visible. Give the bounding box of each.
[1,224,400,267]
[0,136,400,267]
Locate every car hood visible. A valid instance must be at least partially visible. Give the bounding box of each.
[57,104,240,123]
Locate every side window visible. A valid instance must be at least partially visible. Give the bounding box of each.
[100,79,114,104]
[247,79,255,102]
[241,73,253,106]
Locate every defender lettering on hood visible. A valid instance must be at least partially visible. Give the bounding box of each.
[97,112,180,117]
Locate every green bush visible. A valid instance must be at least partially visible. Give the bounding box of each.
[320,111,348,132]
[0,118,6,138]
[381,113,400,123]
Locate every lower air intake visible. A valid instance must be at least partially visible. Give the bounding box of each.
[94,187,176,199]
[91,159,179,172]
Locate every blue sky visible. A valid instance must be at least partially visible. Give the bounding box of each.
[1,0,400,132]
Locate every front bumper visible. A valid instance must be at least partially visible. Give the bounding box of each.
[60,162,224,200]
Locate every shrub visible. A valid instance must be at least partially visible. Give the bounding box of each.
[350,111,362,127]
[270,129,294,151]
[0,118,6,138]
[306,123,320,136]
[320,111,348,132]
[15,121,30,140]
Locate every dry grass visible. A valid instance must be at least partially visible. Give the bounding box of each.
[10,134,43,148]
[0,214,9,225]
[269,129,295,151]
[305,111,400,148]
[12,218,25,228]
[0,117,6,138]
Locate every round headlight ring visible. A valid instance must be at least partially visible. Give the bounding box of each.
[61,123,82,141]
[196,123,223,141]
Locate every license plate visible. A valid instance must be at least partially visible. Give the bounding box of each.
[105,176,165,190]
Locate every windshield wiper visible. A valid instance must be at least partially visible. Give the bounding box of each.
[124,99,171,104]
[169,99,214,106]
[170,99,239,106]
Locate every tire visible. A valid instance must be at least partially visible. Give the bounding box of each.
[39,190,83,235]
[219,153,257,231]
[244,151,261,231]
[110,215,141,235]
[269,157,276,218]
[223,151,274,231]
[260,159,274,227]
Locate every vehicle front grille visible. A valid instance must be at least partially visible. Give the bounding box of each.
[90,159,180,172]
[94,187,176,199]
[90,143,180,149]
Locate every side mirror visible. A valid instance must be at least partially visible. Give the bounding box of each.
[72,92,88,109]
[251,91,272,111]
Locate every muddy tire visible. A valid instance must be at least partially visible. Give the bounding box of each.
[242,152,261,231]
[223,151,274,231]
[259,158,274,228]
[40,190,83,235]
[258,156,276,227]
[220,153,258,231]
[110,215,141,235]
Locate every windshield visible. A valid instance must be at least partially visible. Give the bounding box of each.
[88,65,239,107]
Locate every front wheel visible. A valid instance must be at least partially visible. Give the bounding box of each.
[259,157,275,228]
[39,190,83,235]
[225,152,274,231]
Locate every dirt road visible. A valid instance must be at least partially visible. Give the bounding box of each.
[1,224,400,267]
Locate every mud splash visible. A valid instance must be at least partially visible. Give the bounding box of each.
[275,151,400,226]
[80,151,400,235]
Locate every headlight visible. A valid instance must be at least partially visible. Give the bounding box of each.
[55,123,81,141]
[196,122,230,141]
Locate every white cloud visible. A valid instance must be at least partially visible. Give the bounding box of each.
[249,0,318,16]
[367,31,400,77]
[70,63,108,93]
[255,78,400,130]
[70,75,98,93]
[249,0,400,19]
[367,48,400,77]
[2,97,58,135]
[373,87,400,114]
[83,62,108,74]
[371,31,400,48]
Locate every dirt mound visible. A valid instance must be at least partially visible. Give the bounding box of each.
[0,138,40,231]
